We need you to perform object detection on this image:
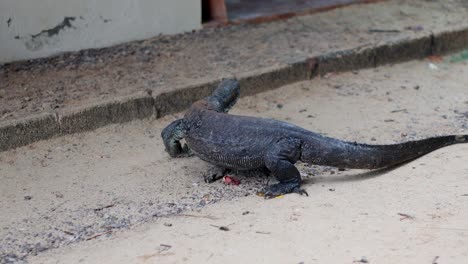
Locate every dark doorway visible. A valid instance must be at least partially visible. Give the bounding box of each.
[202,0,380,25]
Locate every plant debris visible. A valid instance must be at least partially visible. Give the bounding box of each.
[158,244,172,252]
[353,256,369,263]
[368,28,400,33]
[94,204,115,211]
[85,230,112,240]
[391,109,407,113]
[405,25,424,32]
[61,230,75,236]
[397,213,415,221]
[178,214,219,220]
[210,224,230,231]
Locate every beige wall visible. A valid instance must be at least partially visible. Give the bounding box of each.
[0,0,201,63]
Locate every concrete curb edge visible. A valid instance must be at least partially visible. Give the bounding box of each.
[1,27,467,152]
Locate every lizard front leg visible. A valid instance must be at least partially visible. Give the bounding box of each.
[161,119,191,158]
[259,138,308,199]
[203,166,230,183]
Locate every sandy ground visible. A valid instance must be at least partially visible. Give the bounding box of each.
[1,0,468,122]
[1,58,468,263]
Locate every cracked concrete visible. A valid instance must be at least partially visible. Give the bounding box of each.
[0,0,201,63]
[25,17,77,51]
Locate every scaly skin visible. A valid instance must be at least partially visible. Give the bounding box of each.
[161,79,468,198]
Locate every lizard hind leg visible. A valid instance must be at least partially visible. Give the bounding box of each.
[208,79,240,113]
[260,138,308,199]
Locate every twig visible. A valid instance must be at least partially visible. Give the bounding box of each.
[178,214,219,220]
[210,224,230,231]
[210,222,234,231]
[420,227,468,232]
[398,213,415,221]
[158,244,172,252]
[255,231,271,235]
[353,256,369,263]
[62,230,75,236]
[86,230,112,240]
[94,204,115,211]
[368,29,400,33]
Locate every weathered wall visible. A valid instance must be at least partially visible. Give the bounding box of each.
[0,0,201,63]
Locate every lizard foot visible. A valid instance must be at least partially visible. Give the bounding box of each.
[203,167,229,183]
[258,182,308,199]
[179,144,195,157]
[170,144,194,158]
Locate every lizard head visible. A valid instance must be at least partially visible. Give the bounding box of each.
[209,78,240,112]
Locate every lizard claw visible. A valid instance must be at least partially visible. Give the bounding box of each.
[203,167,228,183]
[180,144,195,157]
[171,144,194,158]
[258,182,308,199]
[296,188,309,197]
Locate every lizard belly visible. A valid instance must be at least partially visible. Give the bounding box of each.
[185,137,264,170]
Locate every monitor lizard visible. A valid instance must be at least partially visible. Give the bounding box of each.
[161,79,467,198]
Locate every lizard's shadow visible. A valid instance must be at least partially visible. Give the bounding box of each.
[303,162,410,185]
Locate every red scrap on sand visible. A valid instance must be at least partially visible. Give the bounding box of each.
[223,175,241,185]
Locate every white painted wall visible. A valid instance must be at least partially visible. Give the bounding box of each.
[0,0,201,63]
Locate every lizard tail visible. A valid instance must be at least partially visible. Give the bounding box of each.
[302,134,467,169]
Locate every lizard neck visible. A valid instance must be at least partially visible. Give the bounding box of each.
[184,100,217,130]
